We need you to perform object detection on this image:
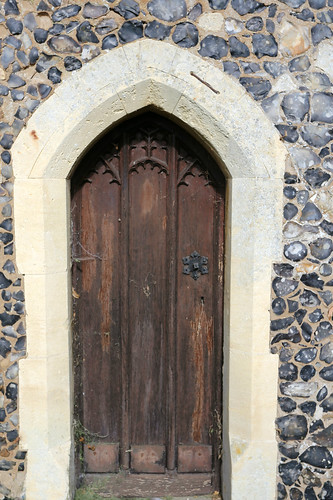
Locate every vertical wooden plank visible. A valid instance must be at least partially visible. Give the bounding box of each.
[127,125,168,452]
[176,144,216,452]
[71,146,122,447]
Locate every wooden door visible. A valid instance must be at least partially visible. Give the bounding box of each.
[71,113,225,496]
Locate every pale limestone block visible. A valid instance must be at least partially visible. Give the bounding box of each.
[117,78,182,115]
[24,273,70,360]
[14,179,69,274]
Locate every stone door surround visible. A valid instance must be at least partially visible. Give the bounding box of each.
[12,40,286,499]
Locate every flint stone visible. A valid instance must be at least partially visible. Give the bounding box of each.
[305,168,330,188]
[301,272,324,289]
[34,28,48,43]
[6,18,22,35]
[272,327,301,344]
[231,0,265,15]
[102,34,118,50]
[279,0,305,6]
[96,19,117,35]
[263,61,286,78]
[6,382,17,400]
[309,308,323,322]
[0,337,11,358]
[321,393,333,412]
[36,54,55,73]
[320,342,333,364]
[300,401,316,416]
[188,4,202,20]
[0,272,11,289]
[81,44,100,61]
[309,0,326,7]
[300,365,316,381]
[279,444,299,460]
[266,19,274,33]
[4,0,19,15]
[290,488,303,500]
[300,446,332,469]
[323,157,333,172]
[5,36,22,49]
[245,16,263,31]
[145,21,171,40]
[310,238,333,260]
[1,47,15,69]
[239,77,271,100]
[0,460,14,471]
[279,461,302,486]
[37,0,50,10]
[295,347,318,363]
[317,10,333,22]
[0,134,14,150]
[272,297,286,315]
[114,0,140,19]
[297,72,331,91]
[274,264,294,278]
[17,50,29,67]
[280,381,318,398]
[24,13,37,31]
[209,0,229,7]
[313,424,333,447]
[320,481,333,499]
[77,21,99,43]
[312,24,333,46]
[282,93,309,122]
[319,365,333,381]
[315,321,333,341]
[279,487,290,500]
[322,287,333,303]
[52,5,81,22]
[320,263,332,275]
[83,2,109,18]
[276,125,299,143]
[276,414,308,441]
[29,47,39,65]
[11,90,24,101]
[172,22,198,47]
[147,0,187,21]
[48,66,62,84]
[279,363,298,381]
[118,20,143,43]
[199,35,228,59]
[273,277,299,297]
[301,124,333,147]
[289,55,310,72]
[284,186,296,199]
[278,397,297,412]
[252,33,278,57]
[288,300,298,313]
[284,242,307,262]
[48,35,81,53]
[284,203,298,220]
[312,93,333,123]
[301,202,322,221]
[229,36,249,57]
[64,56,82,71]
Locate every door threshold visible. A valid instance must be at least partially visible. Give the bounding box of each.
[80,472,217,498]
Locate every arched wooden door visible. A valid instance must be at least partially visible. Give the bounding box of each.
[71,113,225,496]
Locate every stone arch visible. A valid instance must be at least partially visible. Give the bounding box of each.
[12,39,287,500]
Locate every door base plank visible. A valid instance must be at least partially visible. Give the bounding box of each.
[84,472,213,497]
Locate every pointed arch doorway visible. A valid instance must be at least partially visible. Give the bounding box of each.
[71,112,225,496]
